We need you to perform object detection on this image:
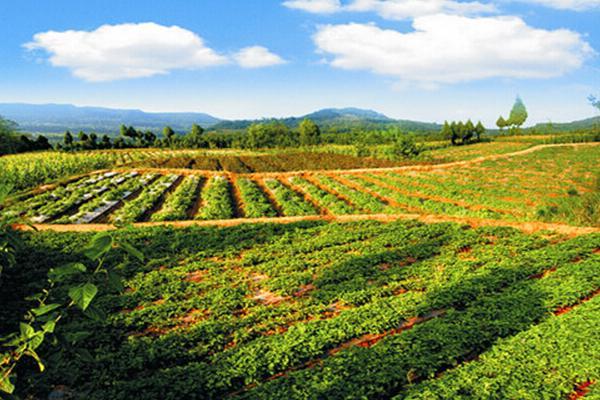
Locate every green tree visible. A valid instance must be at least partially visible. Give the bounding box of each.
[0,118,20,155]
[185,124,205,148]
[88,133,98,149]
[496,116,507,133]
[163,126,175,146]
[298,118,321,146]
[440,121,452,140]
[391,135,422,158]
[463,120,475,143]
[77,131,88,143]
[246,121,294,149]
[450,121,459,145]
[63,131,73,148]
[143,131,157,147]
[101,135,112,149]
[475,121,485,141]
[506,96,528,134]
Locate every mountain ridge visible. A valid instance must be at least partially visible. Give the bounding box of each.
[0,103,438,134]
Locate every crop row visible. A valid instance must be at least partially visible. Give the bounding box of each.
[6,171,124,223]
[112,174,180,223]
[236,178,278,218]
[289,176,356,215]
[151,176,203,222]
[58,172,155,224]
[263,178,318,216]
[196,176,235,220]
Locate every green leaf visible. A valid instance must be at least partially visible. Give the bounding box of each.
[19,322,34,338]
[106,271,124,292]
[42,320,56,334]
[68,283,98,311]
[83,232,113,261]
[0,374,15,394]
[28,332,44,351]
[118,240,144,262]
[25,349,45,372]
[31,303,61,317]
[84,304,106,322]
[48,262,86,282]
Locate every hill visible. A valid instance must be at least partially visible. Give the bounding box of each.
[211,107,440,132]
[530,116,600,132]
[0,103,222,134]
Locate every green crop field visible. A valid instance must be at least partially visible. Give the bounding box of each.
[1,142,599,399]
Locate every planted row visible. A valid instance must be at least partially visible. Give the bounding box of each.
[315,175,393,214]
[263,179,317,216]
[112,174,179,223]
[196,176,235,220]
[28,172,121,223]
[236,178,277,218]
[58,172,154,224]
[289,177,355,215]
[152,175,203,221]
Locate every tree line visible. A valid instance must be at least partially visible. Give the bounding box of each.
[440,120,486,145]
[0,118,52,156]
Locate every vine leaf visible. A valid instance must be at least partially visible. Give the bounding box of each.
[31,303,61,317]
[48,263,86,282]
[118,240,144,262]
[83,232,113,261]
[68,283,98,311]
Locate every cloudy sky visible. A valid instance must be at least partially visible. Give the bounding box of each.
[0,0,598,125]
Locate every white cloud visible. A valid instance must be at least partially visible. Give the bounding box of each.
[25,23,228,81]
[283,0,342,13]
[25,22,286,81]
[518,0,600,10]
[234,46,286,68]
[283,0,496,18]
[314,15,594,85]
[346,0,496,19]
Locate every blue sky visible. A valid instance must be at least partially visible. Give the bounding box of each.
[0,0,598,125]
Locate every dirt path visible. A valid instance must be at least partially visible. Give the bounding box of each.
[15,212,599,237]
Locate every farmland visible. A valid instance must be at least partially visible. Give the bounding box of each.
[1,219,599,399]
[1,141,599,399]
[3,143,598,228]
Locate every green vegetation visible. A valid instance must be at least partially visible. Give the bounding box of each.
[497,96,528,134]
[112,175,178,223]
[151,175,202,222]
[196,176,235,220]
[1,119,598,399]
[263,179,317,216]
[0,220,597,398]
[236,178,277,218]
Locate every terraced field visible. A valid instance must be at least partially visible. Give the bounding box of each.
[4,144,599,229]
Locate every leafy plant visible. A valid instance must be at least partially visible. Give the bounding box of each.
[0,231,143,394]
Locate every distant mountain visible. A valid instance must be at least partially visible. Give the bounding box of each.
[303,107,391,121]
[211,107,440,132]
[529,116,600,132]
[0,103,222,134]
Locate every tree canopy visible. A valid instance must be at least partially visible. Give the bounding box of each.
[298,118,321,146]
